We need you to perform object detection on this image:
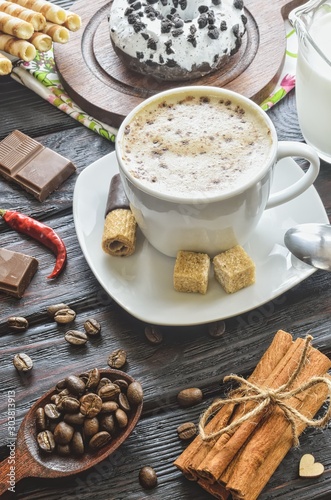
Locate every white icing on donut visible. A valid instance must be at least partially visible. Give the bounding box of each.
[109,0,247,80]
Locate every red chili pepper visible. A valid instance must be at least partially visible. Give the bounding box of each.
[0,209,67,279]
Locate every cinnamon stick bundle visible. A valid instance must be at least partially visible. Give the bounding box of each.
[174,330,331,500]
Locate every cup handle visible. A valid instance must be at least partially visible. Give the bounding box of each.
[266,141,320,209]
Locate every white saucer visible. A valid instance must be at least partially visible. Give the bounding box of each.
[73,152,328,326]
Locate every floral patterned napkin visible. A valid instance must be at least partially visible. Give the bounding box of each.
[10,22,297,142]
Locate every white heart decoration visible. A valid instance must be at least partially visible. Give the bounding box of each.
[299,454,325,478]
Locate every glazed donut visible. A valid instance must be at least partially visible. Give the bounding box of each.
[109,0,247,81]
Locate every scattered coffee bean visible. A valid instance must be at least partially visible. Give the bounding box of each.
[208,320,226,338]
[177,388,203,408]
[37,430,56,453]
[13,352,33,372]
[54,308,76,324]
[7,316,29,332]
[64,330,88,346]
[127,381,144,406]
[108,349,127,369]
[177,422,197,440]
[144,324,163,345]
[33,367,144,458]
[84,318,101,336]
[47,303,69,318]
[139,466,158,489]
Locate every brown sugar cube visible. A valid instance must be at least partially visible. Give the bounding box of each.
[213,245,255,294]
[173,251,210,295]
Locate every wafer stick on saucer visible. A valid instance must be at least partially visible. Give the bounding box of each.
[0,32,35,60]
[101,174,137,257]
[0,1,46,31]
[0,51,12,74]
[0,11,33,38]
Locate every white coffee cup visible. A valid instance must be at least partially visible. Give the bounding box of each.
[116,86,320,257]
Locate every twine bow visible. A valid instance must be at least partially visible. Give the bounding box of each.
[199,335,331,447]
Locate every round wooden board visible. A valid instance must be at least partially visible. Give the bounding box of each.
[54,0,305,129]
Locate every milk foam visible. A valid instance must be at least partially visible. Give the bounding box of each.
[122,94,273,197]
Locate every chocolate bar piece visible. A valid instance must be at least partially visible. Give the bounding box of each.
[104,173,130,217]
[0,248,38,298]
[0,130,76,201]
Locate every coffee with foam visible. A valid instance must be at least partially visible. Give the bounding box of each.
[121,93,273,198]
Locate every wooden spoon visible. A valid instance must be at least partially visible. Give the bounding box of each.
[0,369,143,495]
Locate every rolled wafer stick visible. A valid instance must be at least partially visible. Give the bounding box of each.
[7,0,66,25]
[0,0,46,31]
[0,11,33,39]
[28,30,51,51]
[63,11,81,32]
[42,20,69,43]
[0,32,35,60]
[101,174,137,257]
[0,50,12,74]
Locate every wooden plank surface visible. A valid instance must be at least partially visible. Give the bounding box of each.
[1,1,331,499]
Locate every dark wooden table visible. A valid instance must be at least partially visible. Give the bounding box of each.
[1,1,331,499]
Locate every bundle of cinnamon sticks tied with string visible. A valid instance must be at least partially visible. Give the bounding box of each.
[0,0,81,76]
[174,330,331,500]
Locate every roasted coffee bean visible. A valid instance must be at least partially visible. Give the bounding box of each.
[80,393,103,418]
[83,417,99,439]
[55,379,67,392]
[115,408,128,429]
[8,316,29,332]
[57,444,71,456]
[46,420,57,433]
[96,377,112,393]
[71,431,84,456]
[100,401,119,414]
[65,375,86,396]
[99,414,116,434]
[79,371,90,384]
[144,324,163,345]
[47,303,69,318]
[127,381,144,406]
[84,318,101,336]
[118,393,131,412]
[98,383,121,401]
[35,407,46,432]
[51,394,61,405]
[208,320,226,338]
[89,431,111,450]
[37,430,55,453]
[13,352,33,372]
[53,421,74,445]
[64,411,86,426]
[177,422,197,440]
[56,396,80,413]
[113,379,129,391]
[44,403,61,420]
[139,466,158,490]
[177,388,203,408]
[107,349,127,369]
[65,330,88,346]
[54,308,76,324]
[85,368,100,390]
